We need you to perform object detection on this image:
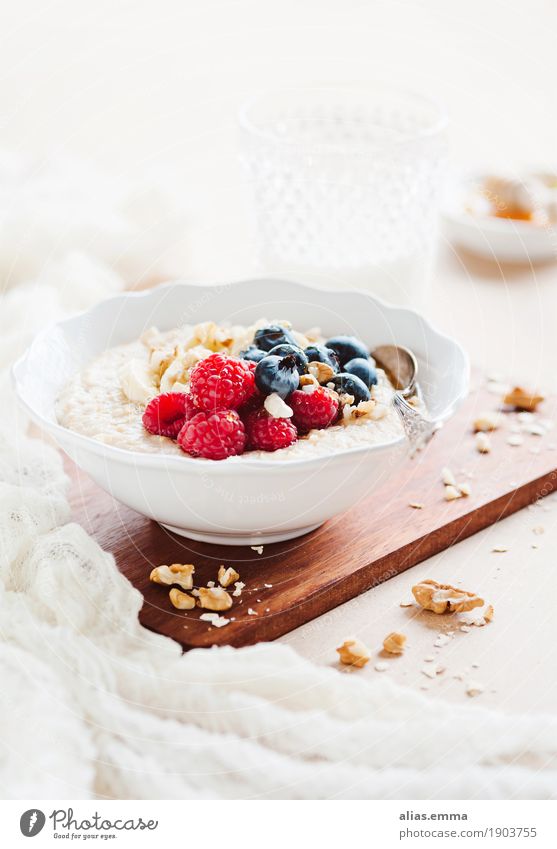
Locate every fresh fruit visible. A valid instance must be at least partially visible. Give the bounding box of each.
[303,344,340,373]
[189,353,255,412]
[255,353,300,399]
[254,324,297,352]
[325,335,370,366]
[289,386,339,432]
[177,410,246,460]
[268,343,308,373]
[245,408,298,452]
[142,392,193,439]
[329,372,371,404]
[239,345,266,364]
[344,357,378,388]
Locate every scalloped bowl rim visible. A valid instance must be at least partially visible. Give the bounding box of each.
[12,279,470,471]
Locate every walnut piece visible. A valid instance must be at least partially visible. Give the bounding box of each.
[473,411,503,432]
[412,579,484,614]
[150,563,195,590]
[336,637,371,668]
[218,565,240,588]
[475,432,491,453]
[382,632,407,655]
[308,360,336,384]
[197,586,233,611]
[169,588,196,610]
[503,386,544,412]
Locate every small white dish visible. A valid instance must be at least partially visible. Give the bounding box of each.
[12,279,468,545]
[444,173,557,263]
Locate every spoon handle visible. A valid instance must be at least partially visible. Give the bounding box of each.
[392,393,437,456]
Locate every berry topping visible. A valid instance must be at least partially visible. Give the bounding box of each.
[190,353,255,412]
[289,386,339,433]
[325,335,370,366]
[255,353,300,399]
[329,372,371,404]
[343,357,378,388]
[245,408,298,452]
[239,345,266,364]
[267,343,308,373]
[177,410,246,460]
[254,324,297,352]
[303,344,340,373]
[142,392,193,439]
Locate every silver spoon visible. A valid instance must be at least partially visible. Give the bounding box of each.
[371,344,437,453]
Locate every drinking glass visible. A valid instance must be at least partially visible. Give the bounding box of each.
[239,85,448,308]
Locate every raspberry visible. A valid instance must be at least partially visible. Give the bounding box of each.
[245,408,298,452]
[288,387,339,433]
[177,410,246,460]
[142,392,195,439]
[190,353,255,412]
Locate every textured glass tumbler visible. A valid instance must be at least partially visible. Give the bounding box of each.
[239,85,448,307]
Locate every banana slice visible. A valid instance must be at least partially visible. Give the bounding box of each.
[119,359,157,404]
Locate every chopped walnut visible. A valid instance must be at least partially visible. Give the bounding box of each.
[473,411,503,432]
[168,588,196,610]
[382,632,407,655]
[475,432,491,453]
[299,373,319,388]
[441,466,457,486]
[412,579,484,614]
[150,563,195,591]
[307,360,336,384]
[218,565,240,588]
[444,485,461,501]
[342,398,376,422]
[503,386,544,412]
[197,586,233,612]
[336,637,371,668]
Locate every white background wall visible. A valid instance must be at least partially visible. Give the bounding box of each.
[3,0,557,277]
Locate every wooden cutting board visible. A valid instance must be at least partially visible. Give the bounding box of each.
[68,377,557,649]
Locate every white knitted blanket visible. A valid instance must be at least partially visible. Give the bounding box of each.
[0,153,556,800]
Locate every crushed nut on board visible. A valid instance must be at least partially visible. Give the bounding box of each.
[503,386,544,412]
[197,586,233,612]
[466,681,484,697]
[336,637,372,668]
[444,484,461,501]
[492,545,508,553]
[475,432,491,454]
[441,467,457,486]
[199,612,230,628]
[412,579,484,614]
[473,411,504,432]
[168,588,196,610]
[382,632,407,654]
[409,502,424,510]
[374,661,389,672]
[532,525,545,535]
[507,433,524,447]
[232,581,245,597]
[150,563,195,590]
[458,604,494,627]
[218,565,240,587]
[421,664,445,679]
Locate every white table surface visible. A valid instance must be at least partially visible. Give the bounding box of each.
[3,0,557,713]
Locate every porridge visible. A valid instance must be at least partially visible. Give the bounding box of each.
[56,319,406,461]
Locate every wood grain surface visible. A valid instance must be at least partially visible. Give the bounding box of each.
[68,379,557,648]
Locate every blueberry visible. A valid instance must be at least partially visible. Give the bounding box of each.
[268,344,308,373]
[325,335,370,366]
[254,324,297,352]
[344,357,377,388]
[303,344,340,373]
[255,354,300,399]
[239,345,266,364]
[330,373,371,404]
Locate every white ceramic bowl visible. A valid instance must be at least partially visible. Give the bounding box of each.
[12,279,468,545]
